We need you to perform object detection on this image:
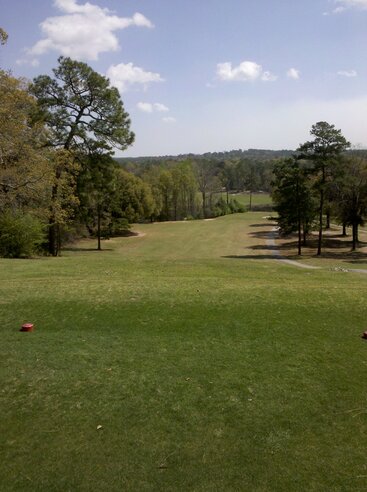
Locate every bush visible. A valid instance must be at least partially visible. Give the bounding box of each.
[0,210,46,258]
[105,218,131,237]
[213,197,246,217]
[229,199,246,213]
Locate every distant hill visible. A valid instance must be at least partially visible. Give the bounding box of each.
[115,148,295,166]
[115,147,367,167]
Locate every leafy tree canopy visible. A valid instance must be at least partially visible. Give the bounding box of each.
[31,56,134,154]
[297,121,350,166]
[0,28,8,45]
[0,70,51,210]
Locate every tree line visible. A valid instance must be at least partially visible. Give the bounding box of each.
[271,122,367,254]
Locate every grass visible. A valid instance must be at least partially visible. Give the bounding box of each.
[229,191,273,209]
[1,212,367,491]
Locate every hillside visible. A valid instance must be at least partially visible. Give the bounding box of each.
[115,148,295,165]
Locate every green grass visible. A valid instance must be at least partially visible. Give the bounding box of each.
[1,213,367,491]
[229,191,273,208]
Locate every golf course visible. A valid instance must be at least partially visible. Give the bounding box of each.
[1,211,366,491]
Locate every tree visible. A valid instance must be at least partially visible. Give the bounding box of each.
[77,153,118,250]
[0,28,8,45]
[272,158,316,255]
[0,70,51,212]
[297,122,350,255]
[112,168,154,226]
[31,57,135,255]
[0,210,45,258]
[333,156,367,251]
[218,160,235,204]
[194,160,217,218]
[42,149,80,255]
[31,56,134,153]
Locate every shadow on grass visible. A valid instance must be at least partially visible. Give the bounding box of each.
[249,230,276,239]
[62,247,114,252]
[227,225,367,263]
[223,254,282,260]
[249,223,274,228]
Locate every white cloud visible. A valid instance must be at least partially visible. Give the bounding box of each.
[217,60,277,83]
[162,117,176,123]
[261,71,278,82]
[27,0,153,61]
[287,68,300,80]
[337,70,358,77]
[137,102,153,113]
[217,61,261,81]
[336,0,367,8]
[137,102,169,113]
[154,103,169,112]
[16,57,40,67]
[107,63,164,93]
[325,0,367,14]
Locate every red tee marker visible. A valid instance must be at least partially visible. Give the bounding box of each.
[20,323,34,332]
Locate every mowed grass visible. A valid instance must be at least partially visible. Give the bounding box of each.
[1,212,367,491]
[230,191,273,208]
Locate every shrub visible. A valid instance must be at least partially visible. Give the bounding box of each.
[105,218,131,237]
[229,199,246,213]
[0,210,46,258]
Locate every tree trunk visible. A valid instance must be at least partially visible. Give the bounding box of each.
[57,225,61,256]
[342,222,347,236]
[352,222,359,251]
[48,167,62,257]
[302,228,307,247]
[317,188,324,256]
[249,191,252,211]
[298,216,302,255]
[48,218,57,256]
[326,212,330,229]
[202,191,206,218]
[97,207,101,251]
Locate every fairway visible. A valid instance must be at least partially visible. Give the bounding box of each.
[1,212,367,491]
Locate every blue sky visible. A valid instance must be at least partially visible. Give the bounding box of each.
[1,0,367,156]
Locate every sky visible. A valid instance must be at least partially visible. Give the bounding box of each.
[1,0,367,157]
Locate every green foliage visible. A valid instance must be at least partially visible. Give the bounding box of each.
[142,161,199,220]
[105,217,131,237]
[0,210,45,258]
[0,70,52,212]
[30,57,135,254]
[333,156,367,250]
[114,168,155,223]
[272,158,317,241]
[297,121,350,166]
[297,121,350,254]
[31,56,134,153]
[0,28,8,45]
[213,197,246,216]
